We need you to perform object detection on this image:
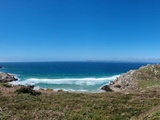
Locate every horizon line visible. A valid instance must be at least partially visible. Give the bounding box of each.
[0,60,159,63]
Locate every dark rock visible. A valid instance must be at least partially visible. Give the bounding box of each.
[0,72,18,83]
[114,84,121,88]
[101,85,113,92]
[109,81,115,85]
[0,66,2,69]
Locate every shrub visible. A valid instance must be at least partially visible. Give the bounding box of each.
[58,89,64,92]
[15,86,41,96]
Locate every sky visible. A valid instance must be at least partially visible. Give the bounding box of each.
[0,0,160,62]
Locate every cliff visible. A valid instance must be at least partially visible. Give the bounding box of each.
[101,64,160,92]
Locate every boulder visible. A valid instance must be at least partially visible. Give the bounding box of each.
[0,66,2,69]
[0,72,18,82]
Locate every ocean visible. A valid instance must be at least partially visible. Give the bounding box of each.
[0,62,150,92]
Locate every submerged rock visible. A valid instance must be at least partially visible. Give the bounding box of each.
[0,66,2,69]
[0,72,18,83]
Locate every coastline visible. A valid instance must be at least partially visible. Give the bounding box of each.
[8,74,121,93]
[0,62,149,92]
[101,64,160,93]
[2,62,160,94]
[1,64,160,119]
[0,72,104,93]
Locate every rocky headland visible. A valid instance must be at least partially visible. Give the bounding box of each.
[101,64,160,92]
[0,72,18,82]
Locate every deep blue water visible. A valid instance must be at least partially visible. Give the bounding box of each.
[0,62,150,92]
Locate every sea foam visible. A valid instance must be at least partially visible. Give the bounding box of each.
[10,75,120,86]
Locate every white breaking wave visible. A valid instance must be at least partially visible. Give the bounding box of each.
[54,88,89,92]
[34,86,100,93]
[10,75,120,86]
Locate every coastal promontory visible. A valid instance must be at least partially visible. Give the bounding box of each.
[0,72,18,82]
[102,64,160,92]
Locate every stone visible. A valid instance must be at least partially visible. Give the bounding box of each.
[114,84,121,88]
[0,72,18,83]
[101,85,113,92]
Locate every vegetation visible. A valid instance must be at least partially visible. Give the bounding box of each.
[1,84,160,120]
[138,79,160,88]
[0,83,12,88]
[1,64,160,119]
[136,65,160,89]
[146,110,160,120]
[15,86,41,96]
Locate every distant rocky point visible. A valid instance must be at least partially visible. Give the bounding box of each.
[101,64,160,92]
[0,72,18,82]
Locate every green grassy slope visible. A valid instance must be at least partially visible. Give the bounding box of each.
[0,85,160,120]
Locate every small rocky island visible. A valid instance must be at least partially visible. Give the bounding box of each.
[0,72,18,82]
[101,64,160,92]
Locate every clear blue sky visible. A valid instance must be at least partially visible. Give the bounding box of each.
[0,0,160,62]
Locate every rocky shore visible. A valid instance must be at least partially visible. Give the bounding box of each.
[1,65,160,119]
[101,64,160,92]
[1,64,160,93]
[0,72,18,82]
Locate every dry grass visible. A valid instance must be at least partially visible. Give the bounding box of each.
[131,105,160,120]
[1,84,160,120]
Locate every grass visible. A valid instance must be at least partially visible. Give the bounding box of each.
[0,83,12,88]
[1,86,160,120]
[147,110,160,120]
[1,65,160,119]
[138,79,160,88]
[134,65,160,89]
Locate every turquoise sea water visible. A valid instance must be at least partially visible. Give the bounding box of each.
[0,62,150,92]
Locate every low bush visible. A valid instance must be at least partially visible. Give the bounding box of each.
[15,86,41,96]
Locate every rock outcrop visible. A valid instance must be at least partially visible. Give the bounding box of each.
[101,64,160,92]
[0,66,2,69]
[0,72,18,83]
